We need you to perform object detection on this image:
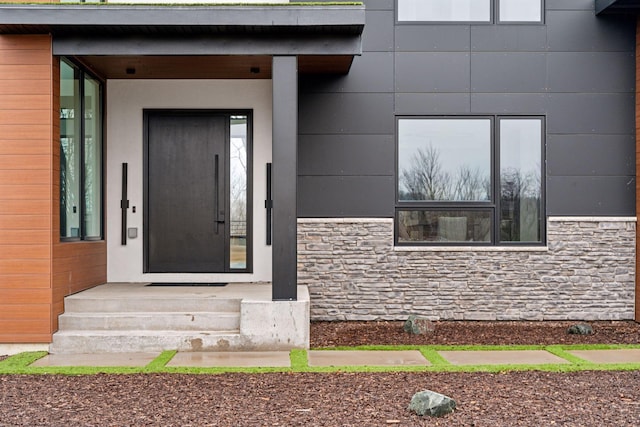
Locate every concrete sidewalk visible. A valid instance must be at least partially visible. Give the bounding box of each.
[29,348,640,368]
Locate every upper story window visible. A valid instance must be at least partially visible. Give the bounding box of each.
[396,116,545,246]
[398,0,543,24]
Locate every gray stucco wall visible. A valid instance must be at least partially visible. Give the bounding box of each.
[298,0,636,218]
[298,217,636,320]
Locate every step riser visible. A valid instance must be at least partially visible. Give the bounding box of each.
[59,313,240,331]
[64,298,241,313]
[50,333,248,354]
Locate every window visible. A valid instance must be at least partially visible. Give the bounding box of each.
[396,116,544,245]
[498,0,542,23]
[398,0,543,23]
[398,0,491,23]
[60,59,103,241]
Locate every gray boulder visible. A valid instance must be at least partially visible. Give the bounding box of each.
[408,390,456,418]
[568,323,594,335]
[403,315,435,335]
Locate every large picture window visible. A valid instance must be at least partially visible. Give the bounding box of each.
[60,59,103,241]
[396,116,544,246]
[398,0,543,23]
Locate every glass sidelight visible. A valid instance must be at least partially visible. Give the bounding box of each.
[60,59,103,241]
[229,116,248,270]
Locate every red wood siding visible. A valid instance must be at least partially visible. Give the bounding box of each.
[0,36,107,343]
[0,35,53,343]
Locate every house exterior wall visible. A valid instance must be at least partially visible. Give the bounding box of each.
[299,217,636,320]
[297,0,637,320]
[298,0,636,217]
[106,79,273,283]
[0,36,108,344]
[0,35,54,343]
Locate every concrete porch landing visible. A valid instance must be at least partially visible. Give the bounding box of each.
[49,283,309,354]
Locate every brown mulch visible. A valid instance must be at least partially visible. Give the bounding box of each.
[0,371,639,426]
[0,321,639,426]
[311,320,640,347]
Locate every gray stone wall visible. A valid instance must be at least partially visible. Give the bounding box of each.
[297,218,636,321]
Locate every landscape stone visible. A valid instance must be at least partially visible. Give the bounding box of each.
[403,315,435,335]
[408,390,456,418]
[568,323,594,335]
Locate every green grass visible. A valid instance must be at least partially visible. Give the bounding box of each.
[1,344,638,376]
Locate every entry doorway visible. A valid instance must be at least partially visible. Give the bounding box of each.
[144,110,252,273]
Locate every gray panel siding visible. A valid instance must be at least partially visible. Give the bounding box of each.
[395,52,470,92]
[470,26,547,52]
[298,176,395,217]
[298,134,394,176]
[547,134,635,177]
[546,11,635,52]
[470,52,547,93]
[297,0,636,218]
[547,176,635,216]
[298,52,394,94]
[396,25,470,52]
[547,52,635,93]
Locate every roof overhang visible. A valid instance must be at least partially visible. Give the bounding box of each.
[596,0,640,15]
[0,4,365,74]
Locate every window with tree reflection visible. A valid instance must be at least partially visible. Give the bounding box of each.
[396,116,544,245]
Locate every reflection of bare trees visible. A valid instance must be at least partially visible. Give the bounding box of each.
[500,166,541,241]
[230,136,247,236]
[399,145,490,201]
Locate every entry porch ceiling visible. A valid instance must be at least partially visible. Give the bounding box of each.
[0,3,365,75]
[596,0,640,14]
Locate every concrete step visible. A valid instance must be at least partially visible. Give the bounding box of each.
[49,330,245,354]
[58,312,240,331]
[64,296,241,313]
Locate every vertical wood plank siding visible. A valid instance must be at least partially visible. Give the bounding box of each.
[0,35,53,343]
[0,35,107,343]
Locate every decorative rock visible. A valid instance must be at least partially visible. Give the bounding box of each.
[408,390,456,418]
[568,323,594,335]
[403,315,435,335]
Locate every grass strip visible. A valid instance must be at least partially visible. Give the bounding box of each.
[145,350,177,371]
[290,349,308,370]
[420,348,450,366]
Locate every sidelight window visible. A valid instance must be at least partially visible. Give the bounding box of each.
[60,59,103,241]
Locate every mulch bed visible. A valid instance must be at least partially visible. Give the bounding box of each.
[1,321,639,426]
[0,371,639,426]
[311,320,640,347]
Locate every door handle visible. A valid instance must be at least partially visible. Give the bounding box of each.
[214,154,224,234]
[121,162,129,245]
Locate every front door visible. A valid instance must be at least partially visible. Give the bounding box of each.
[145,112,229,273]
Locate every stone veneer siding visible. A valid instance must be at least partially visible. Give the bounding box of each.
[297,217,636,321]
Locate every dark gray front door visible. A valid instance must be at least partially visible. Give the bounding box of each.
[146,113,226,273]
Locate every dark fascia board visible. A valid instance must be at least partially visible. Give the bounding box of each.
[596,0,640,15]
[52,34,363,56]
[0,4,365,31]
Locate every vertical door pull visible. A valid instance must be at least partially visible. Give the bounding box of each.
[265,162,273,245]
[121,162,129,245]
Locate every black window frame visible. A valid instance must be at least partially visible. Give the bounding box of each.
[395,0,544,25]
[395,115,546,247]
[60,57,105,242]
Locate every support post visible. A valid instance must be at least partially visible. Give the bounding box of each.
[272,56,298,301]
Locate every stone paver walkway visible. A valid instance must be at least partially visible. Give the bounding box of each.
[26,348,640,368]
